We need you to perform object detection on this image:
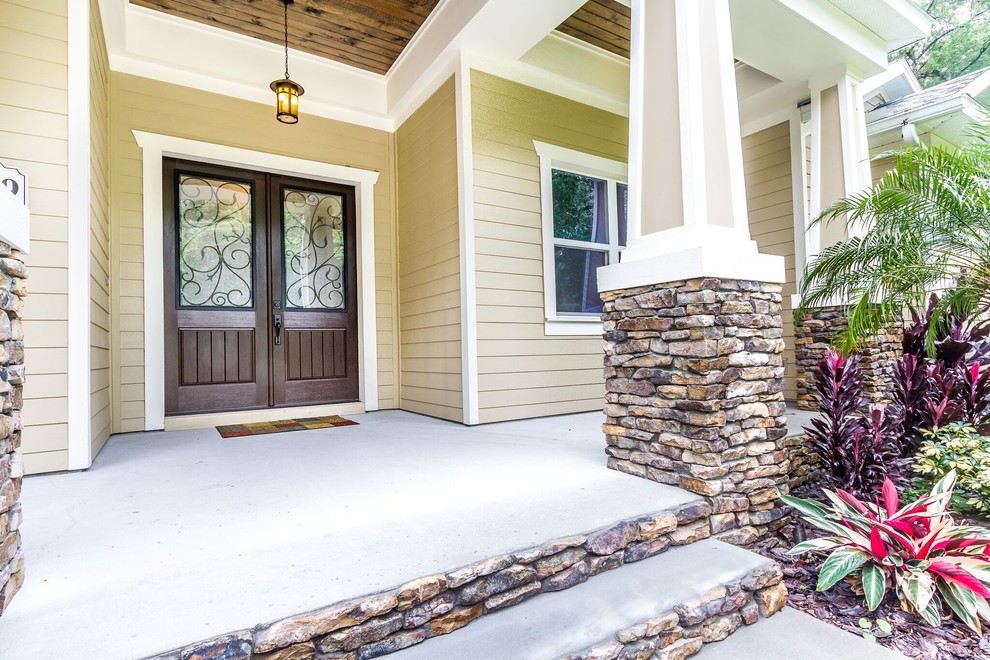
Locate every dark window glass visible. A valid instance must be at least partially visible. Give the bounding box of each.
[554,247,606,314]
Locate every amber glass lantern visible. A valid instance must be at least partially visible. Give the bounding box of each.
[271,78,304,124]
[272,0,303,124]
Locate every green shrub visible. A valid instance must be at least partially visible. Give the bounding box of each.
[912,423,990,517]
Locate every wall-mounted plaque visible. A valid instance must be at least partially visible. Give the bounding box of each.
[0,162,27,206]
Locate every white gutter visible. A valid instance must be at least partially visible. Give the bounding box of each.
[867,96,985,136]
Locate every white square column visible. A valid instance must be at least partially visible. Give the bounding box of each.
[600,0,785,292]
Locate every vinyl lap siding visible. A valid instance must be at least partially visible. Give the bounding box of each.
[742,121,797,400]
[90,0,111,455]
[471,71,626,423]
[109,72,400,432]
[396,78,461,421]
[0,0,69,473]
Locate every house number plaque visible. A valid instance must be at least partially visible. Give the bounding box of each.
[0,162,27,206]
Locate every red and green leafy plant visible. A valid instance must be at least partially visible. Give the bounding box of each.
[783,471,990,633]
[804,349,895,496]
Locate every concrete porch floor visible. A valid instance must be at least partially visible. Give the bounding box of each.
[0,407,814,659]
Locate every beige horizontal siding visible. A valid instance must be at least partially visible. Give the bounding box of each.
[743,121,797,400]
[90,0,111,455]
[110,72,399,432]
[396,78,462,422]
[471,71,627,423]
[0,0,69,473]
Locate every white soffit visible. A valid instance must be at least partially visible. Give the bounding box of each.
[826,0,933,50]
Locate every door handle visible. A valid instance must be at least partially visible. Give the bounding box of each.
[273,314,283,345]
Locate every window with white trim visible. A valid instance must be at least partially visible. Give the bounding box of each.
[534,141,628,335]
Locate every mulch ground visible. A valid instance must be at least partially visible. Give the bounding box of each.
[760,491,990,659]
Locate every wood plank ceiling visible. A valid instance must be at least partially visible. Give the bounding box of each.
[129,0,442,75]
[557,0,631,59]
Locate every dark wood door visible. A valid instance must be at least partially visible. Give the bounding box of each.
[163,160,359,415]
[269,176,359,406]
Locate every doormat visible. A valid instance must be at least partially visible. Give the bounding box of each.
[216,415,358,438]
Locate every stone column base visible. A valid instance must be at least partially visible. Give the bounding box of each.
[0,241,26,616]
[794,306,901,411]
[601,277,790,545]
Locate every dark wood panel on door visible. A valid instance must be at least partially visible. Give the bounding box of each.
[284,329,348,381]
[179,329,256,385]
[163,159,359,416]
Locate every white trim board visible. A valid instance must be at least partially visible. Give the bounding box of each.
[68,0,93,470]
[132,131,380,431]
[534,141,628,337]
[454,58,479,425]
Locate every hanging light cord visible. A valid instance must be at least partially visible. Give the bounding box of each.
[283,0,290,79]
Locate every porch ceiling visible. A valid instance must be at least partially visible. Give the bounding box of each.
[556,0,631,59]
[128,0,442,75]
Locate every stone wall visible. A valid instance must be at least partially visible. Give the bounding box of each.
[0,241,26,615]
[148,498,785,659]
[600,278,791,546]
[794,306,901,411]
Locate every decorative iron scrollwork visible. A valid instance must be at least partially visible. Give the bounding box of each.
[282,189,345,310]
[177,175,254,308]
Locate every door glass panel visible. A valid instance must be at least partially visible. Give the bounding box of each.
[282,188,346,310]
[177,175,254,308]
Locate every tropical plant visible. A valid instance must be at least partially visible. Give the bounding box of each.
[912,423,990,516]
[804,349,895,495]
[796,126,990,352]
[888,293,990,451]
[783,471,990,633]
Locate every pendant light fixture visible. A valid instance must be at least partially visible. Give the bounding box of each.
[271,0,304,124]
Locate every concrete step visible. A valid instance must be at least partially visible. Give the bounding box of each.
[694,607,906,660]
[394,539,784,660]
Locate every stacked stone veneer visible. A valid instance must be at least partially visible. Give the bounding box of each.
[600,278,790,546]
[0,241,26,616]
[148,499,786,659]
[794,306,902,411]
[563,563,787,660]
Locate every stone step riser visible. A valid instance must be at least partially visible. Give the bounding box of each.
[559,569,786,660]
[146,499,732,660]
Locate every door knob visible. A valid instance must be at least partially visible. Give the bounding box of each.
[273,314,283,345]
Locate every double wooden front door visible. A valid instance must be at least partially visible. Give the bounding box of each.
[163,159,359,415]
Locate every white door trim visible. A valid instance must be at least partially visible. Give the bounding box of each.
[133,131,380,431]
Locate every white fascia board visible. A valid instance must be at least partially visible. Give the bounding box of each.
[114,4,393,131]
[386,0,487,110]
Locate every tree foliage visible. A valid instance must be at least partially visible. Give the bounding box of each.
[893,0,990,87]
